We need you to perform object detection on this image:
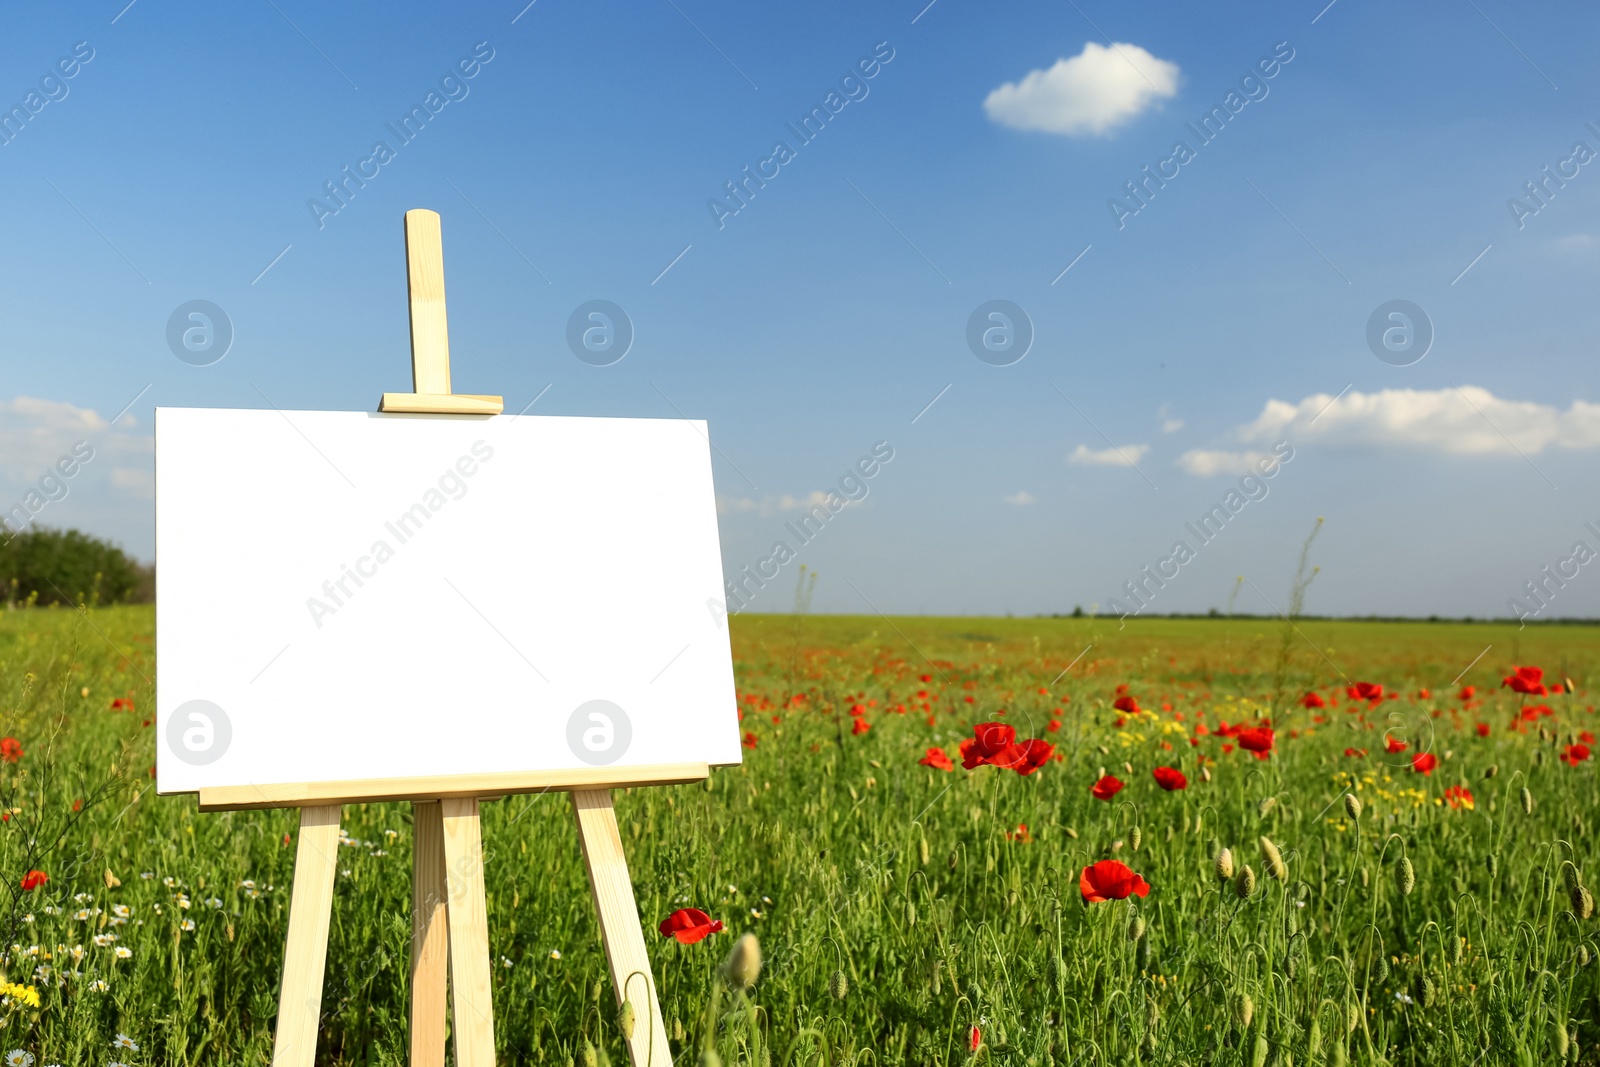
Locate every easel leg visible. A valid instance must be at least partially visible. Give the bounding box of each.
[411,801,450,1067]
[571,789,675,1067]
[441,797,496,1066]
[272,804,343,1067]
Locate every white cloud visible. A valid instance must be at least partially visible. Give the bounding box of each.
[1068,443,1150,467]
[718,491,845,517]
[984,42,1179,137]
[1004,491,1037,505]
[1231,386,1600,455]
[1175,449,1271,477]
[1161,418,1184,433]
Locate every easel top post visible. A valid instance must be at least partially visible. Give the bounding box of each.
[379,208,503,415]
[405,209,452,396]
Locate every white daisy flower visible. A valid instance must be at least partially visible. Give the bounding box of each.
[5,1048,34,1066]
[180,920,195,932]
[114,946,132,959]
[112,1034,139,1050]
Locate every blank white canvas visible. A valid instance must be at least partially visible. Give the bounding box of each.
[155,407,741,794]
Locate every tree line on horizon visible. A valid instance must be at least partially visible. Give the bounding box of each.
[1,526,152,607]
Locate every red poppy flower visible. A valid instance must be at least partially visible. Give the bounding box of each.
[742,731,758,749]
[1475,723,1490,738]
[1113,695,1140,714]
[852,718,871,735]
[110,697,135,711]
[1344,747,1368,758]
[0,737,21,763]
[1006,823,1031,843]
[658,908,724,944]
[1443,785,1474,810]
[1091,774,1124,801]
[959,722,1020,769]
[969,1027,981,1052]
[1582,731,1595,746]
[1079,859,1150,903]
[1011,739,1056,776]
[1300,692,1326,709]
[919,747,954,771]
[1385,736,1408,754]
[1046,718,1062,733]
[19,870,47,891]
[1503,666,1548,696]
[1459,686,1475,701]
[1237,728,1274,759]
[1152,766,1187,791]
[1411,752,1438,775]
[1348,682,1384,702]
[1561,743,1591,766]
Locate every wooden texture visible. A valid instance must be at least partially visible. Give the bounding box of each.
[572,789,674,1067]
[378,391,503,415]
[410,802,450,1067]
[441,798,496,1067]
[198,763,710,811]
[271,805,343,1067]
[405,209,452,395]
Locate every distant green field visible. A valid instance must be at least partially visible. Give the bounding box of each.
[2,604,1597,1065]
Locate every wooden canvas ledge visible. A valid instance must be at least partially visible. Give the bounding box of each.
[197,762,710,811]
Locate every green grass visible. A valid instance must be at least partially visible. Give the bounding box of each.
[2,604,1598,1065]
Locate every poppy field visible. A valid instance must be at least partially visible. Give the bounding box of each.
[2,603,1599,1066]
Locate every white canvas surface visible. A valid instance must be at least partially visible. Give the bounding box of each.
[155,407,740,794]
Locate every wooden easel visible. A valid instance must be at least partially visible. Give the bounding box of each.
[240,209,695,1067]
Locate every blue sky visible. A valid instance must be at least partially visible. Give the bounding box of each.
[3,0,1599,619]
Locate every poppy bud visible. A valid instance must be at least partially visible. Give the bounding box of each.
[1564,863,1584,894]
[1347,1000,1361,1034]
[672,1018,684,1042]
[918,836,930,867]
[1200,765,1212,784]
[1135,933,1151,970]
[617,1000,636,1040]
[722,933,761,991]
[906,899,917,927]
[1486,853,1499,879]
[1131,825,1143,851]
[592,980,604,1003]
[829,969,849,1000]
[948,850,959,871]
[582,1040,599,1067]
[1396,856,1415,897]
[1307,1016,1323,1060]
[1581,945,1591,968]
[1236,992,1254,1030]
[1146,995,1160,1031]
[1553,1019,1570,1059]
[1360,866,1369,888]
[1128,915,1146,942]
[1343,794,1362,821]
[1260,837,1287,882]
[1258,797,1277,817]
[1370,953,1389,986]
[1536,749,1547,766]
[1049,955,1066,991]
[1216,847,1235,882]
[1235,864,1256,899]
[1573,885,1595,920]
[1420,975,1437,1009]
[1484,764,1498,779]
[1452,934,1464,966]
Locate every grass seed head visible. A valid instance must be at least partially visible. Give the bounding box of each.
[722,933,761,991]
[1397,855,1415,896]
[1343,794,1362,821]
[1235,864,1256,899]
[1216,847,1235,882]
[1260,836,1287,881]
